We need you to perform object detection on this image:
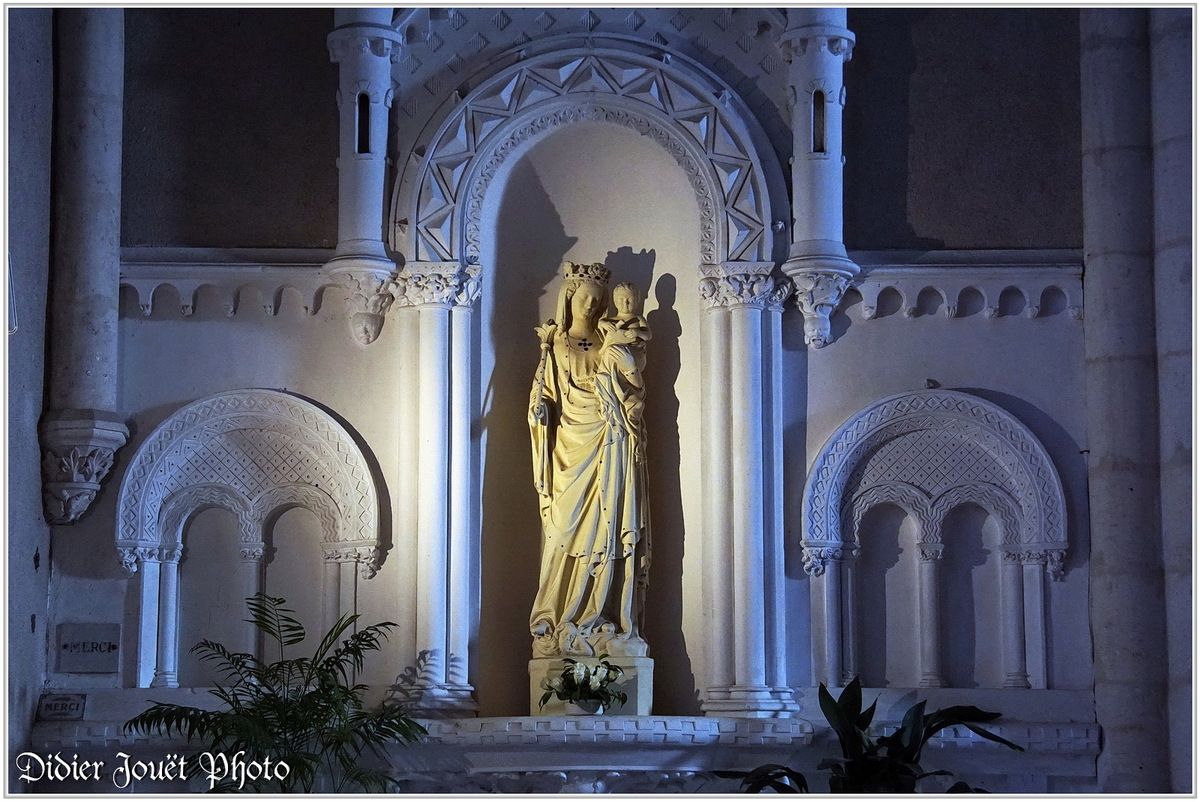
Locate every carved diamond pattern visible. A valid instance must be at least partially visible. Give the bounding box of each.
[535,11,556,31]
[802,391,1067,556]
[626,11,646,31]
[448,9,468,30]
[582,10,600,32]
[669,11,692,31]
[427,32,445,53]
[492,10,511,31]
[117,391,381,573]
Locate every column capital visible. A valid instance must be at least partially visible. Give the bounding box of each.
[40,409,128,525]
[699,262,789,310]
[784,264,858,349]
[802,545,849,577]
[327,24,404,65]
[322,543,382,578]
[917,544,945,562]
[398,262,482,309]
[328,256,402,345]
[778,15,855,64]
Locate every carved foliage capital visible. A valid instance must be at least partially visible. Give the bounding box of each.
[699,265,783,310]
[40,413,128,525]
[398,264,482,308]
[332,264,402,345]
[323,544,382,579]
[802,546,847,577]
[791,271,851,349]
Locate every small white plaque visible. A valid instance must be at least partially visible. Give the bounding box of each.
[56,623,120,673]
[37,693,86,720]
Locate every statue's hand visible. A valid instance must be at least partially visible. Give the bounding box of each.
[531,396,550,423]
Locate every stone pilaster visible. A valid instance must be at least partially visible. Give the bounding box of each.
[396,262,480,717]
[42,9,128,524]
[1149,8,1192,793]
[778,8,859,348]
[1080,9,1170,792]
[699,264,797,717]
[326,9,404,344]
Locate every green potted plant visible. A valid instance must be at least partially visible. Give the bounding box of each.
[721,676,1024,793]
[124,593,425,793]
[539,654,628,714]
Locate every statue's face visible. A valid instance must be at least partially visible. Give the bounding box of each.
[571,283,604,324]
[613,289,636,315]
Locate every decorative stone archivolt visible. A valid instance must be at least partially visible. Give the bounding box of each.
[393,42,780,268]
[805,390,1067,569]
[115,389,383,687]
[802,389,1068,690]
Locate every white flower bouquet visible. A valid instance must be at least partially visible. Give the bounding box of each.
[538,654,628,712]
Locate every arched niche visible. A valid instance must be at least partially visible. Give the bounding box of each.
[115,389,383,688]
[387,35,790,717]
[802,390,1068,691]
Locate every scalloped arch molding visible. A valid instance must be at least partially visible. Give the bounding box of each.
[394,41,779,267]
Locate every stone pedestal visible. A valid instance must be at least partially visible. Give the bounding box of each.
[529,656,653,716]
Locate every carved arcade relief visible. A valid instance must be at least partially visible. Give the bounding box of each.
[115,389,384,687]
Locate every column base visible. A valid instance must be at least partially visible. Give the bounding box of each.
[403,683,479,719]
[701,684,800,718]
[530,656,653,716]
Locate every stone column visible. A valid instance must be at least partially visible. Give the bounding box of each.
[1149,8,1192,793]
[778,8,859,348]
[839,556,859,684]
[698,264,796,716]
[1080,9,1170,792]
[1000,552,1030,689]
[700,279,734,701]
[151,547,182,688]
[397,262,479,716]
[916,545,945,688]
[41,8,128,524]
[240,545,264,657]
[326,9,404,344]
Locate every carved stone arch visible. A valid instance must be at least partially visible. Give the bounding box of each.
[114,388,384,687]
[117,388,380,566]
[159,484,255,545]
[930,482,1023,547]
[802,389,1067,568]
[845,481,932,548]
[392,37,784,268]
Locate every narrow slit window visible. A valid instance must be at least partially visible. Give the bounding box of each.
[812,91,826,153]
[356,93,371,154]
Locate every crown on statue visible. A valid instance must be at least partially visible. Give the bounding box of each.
[560,260,611,285]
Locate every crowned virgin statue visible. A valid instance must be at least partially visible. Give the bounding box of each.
[528,261,652,658]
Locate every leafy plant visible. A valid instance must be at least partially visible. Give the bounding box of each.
[720,676,1024,794]
[124,594,425,793]
[538,654,628,711]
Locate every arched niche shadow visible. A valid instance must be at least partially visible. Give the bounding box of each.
[478,154,576,716]
[856,503,905,687]
[939,503,990,689]
[641,271,699,714]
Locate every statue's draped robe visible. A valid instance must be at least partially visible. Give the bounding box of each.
[530,328,649,656]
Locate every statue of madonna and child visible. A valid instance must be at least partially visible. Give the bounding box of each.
[528,260,653,661]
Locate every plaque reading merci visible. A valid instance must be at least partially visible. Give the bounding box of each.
[56,623,120,673]
[37,694,86,721]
